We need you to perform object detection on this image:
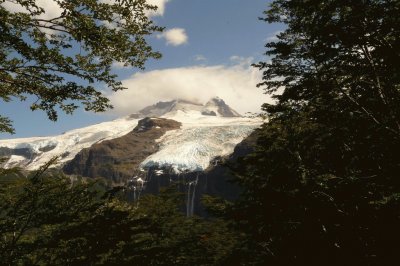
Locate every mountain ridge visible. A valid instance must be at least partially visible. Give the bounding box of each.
[134,97,242,118]
[0,97,262,216]
[0,97,261,174]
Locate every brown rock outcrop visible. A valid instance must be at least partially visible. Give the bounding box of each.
[63,117,181,184]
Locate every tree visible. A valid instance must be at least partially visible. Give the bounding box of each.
[0,0,163,133]
[229,0,400,265]
[258,0,400,135]
[0,162,237,265]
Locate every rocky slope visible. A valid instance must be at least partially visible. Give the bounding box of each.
[63,118,181,184]
[122,129,261,216]
[0,116,139,170]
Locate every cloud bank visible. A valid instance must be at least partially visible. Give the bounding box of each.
[1,0,62,20]
[107,60,273,116]
[157,28,188,46]
[2,0,169,19]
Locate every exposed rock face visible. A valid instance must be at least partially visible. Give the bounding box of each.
[201,110,217,116]
[0,142,57,163]
[137,100,178,117]
[0,147,36,159]
[0,96,260,217]
[203,97,242,117]
[125,129,260,216]
[62,119,259,215]
[222,128,260,162]
[194,129,260,215]
[135,99,204,118]
[63,118,181,184]
[133,97,242,118]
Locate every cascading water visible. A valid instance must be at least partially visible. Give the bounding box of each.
[186,173,199,217]
[186,179,191,217]
[126,167,205,217]
[126,168,153,206]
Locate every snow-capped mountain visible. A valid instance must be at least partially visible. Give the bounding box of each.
[202,97,242,117]
[0,97,261,174]
[0,97,262,216]
[0,116,139,170]
[135,97,242,118]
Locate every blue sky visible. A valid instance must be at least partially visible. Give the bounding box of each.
[0,0,282,138]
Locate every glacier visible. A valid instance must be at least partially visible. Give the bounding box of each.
[140,110,261,173]
[0,102,262,173]
[0,117,140,170]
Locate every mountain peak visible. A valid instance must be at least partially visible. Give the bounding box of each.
[209,96,223,102]
[203,97,241,117]
[135,97,241,118]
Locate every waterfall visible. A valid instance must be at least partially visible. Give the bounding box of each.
[127,168,152,207]
[190,174,199,216]
[186,173,199,217]
[127,168,201,217]
[186,179,192,217]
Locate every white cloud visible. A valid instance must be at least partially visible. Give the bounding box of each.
[157,28,188,46]
[146,0,170,17]
[98,0,170,17]
[230,55,254,67]
[2,0,169,20]
[106,60,273,116]
[99,0,169,17]
[1,0,62,20]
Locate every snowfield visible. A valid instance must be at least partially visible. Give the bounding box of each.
[0,103,262,173]
[0,117,140,170]
[141,110,262,172]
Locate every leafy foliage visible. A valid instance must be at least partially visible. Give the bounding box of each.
[0,165,236,265]
[0,0,163,133]
[228,0,400,265]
